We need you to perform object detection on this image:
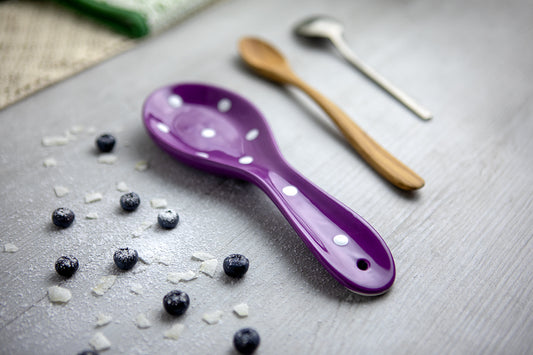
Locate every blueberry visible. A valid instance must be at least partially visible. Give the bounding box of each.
[223,254,249,278]
[120,192,140,211]
[52,207,75,228]
[233,328,260,354]
[55,255,79,277]
[113,247,138,270]
[157,209,179,229]
[96,133,116,152]
[77,351,99,355]
[163,290,190,316]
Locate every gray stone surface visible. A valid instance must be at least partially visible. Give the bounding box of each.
[1,0,532,353]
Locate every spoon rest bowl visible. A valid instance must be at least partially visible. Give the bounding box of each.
[143,82,395,295]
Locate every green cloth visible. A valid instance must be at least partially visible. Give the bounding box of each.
[56,0,218,38]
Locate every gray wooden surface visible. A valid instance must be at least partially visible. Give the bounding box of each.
[1,0,532,354]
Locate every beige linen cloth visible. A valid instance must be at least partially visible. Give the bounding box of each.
[0,1,136,110]
[0,0,217,110]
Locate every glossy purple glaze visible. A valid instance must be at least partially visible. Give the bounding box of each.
[142,83,395,295]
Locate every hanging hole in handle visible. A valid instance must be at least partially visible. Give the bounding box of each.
[357,259,369,271]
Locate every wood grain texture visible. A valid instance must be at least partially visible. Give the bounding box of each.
[289,78,425,190]
[1,0,532,354]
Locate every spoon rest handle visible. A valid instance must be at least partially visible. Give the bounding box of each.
[251,161,395,295]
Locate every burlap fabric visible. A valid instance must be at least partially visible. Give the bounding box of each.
[0,0,136,110]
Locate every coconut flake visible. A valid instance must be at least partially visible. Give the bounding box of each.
[156,255,172,266]
[3,243,18,253]
[191,252,215,261]
[167,271,197,284]
[131,230,143,238]
[92,275,117,296]
[63,130,76,141]
[47,286,71,303]
[85,192,103,203]
[202,310,223,325]
[163,324,185,340]
[233,303,249,317]
[42,135,69,146]
[135,160,149,171]
[130,283,143,295]
[150,198,167,209]
[132,265,147,274]
[138,254,152,265]
[132,221,153,238]
[70,125,84,134]
[89,332,111,351]
[116,181,129,192]
[43,157,57,167]
[135,313,152,329]
[97,154,117,164]
[95,313,113,327]
[199,259,217,277]
[54,185,70,197]
[64,130,77,142]
[86,212,98,220]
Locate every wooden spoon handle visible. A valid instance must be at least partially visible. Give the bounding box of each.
[291,77,425,190]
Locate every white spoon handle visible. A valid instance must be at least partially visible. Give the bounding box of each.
[330,35,432,121]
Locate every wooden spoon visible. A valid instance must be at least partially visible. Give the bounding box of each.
[238,37,425,191]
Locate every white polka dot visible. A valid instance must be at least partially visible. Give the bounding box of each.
[217,98,231,112]
[196,152,209,158]
[168,95,183,108]
[282,186,298,196]
[156,122,170,133]
[333,234,349,246]
[201,128,216,138]
[245,129,259,141]
[238,156,253,164]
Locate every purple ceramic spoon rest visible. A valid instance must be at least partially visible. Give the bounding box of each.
[143,83,395,295]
